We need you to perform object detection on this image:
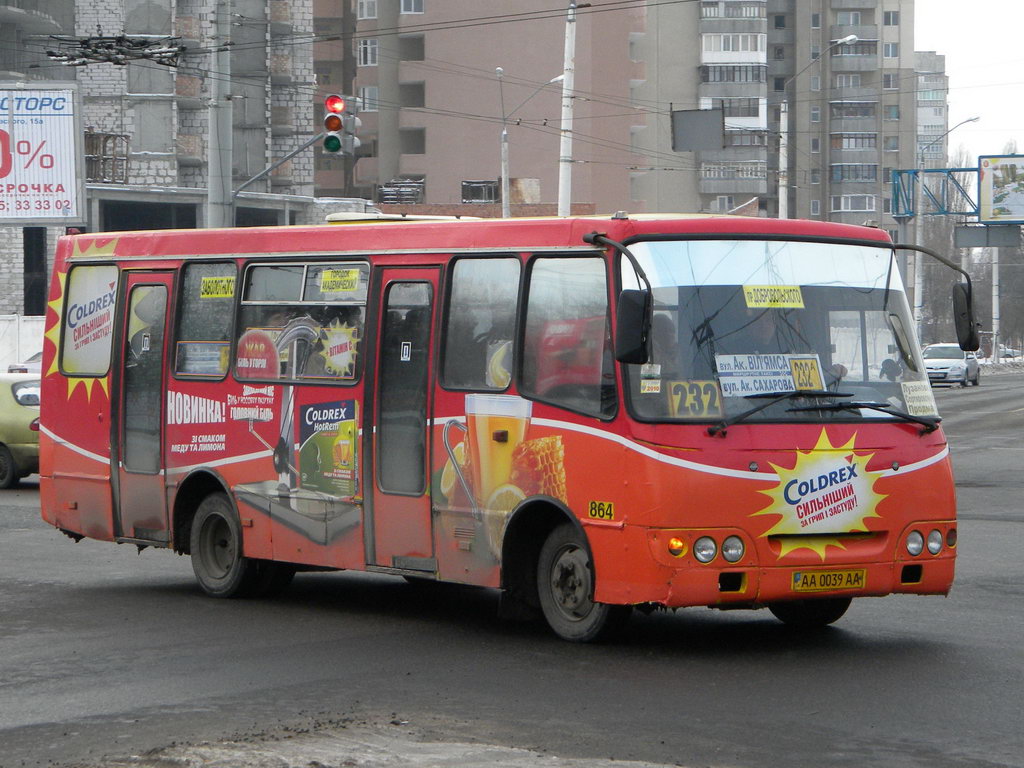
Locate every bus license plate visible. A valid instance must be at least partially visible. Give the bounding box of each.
[791,569,866,593]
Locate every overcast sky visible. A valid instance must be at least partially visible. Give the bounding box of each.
[916,1,1024,163]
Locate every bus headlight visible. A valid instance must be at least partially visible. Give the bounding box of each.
[927,529,943,555]
[906,530,924,556]
[693,536,717,563]
[721,535,744,563]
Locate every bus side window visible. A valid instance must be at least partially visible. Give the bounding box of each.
[521,256,616,419]
[175,262,236,378]
[442,257,520,390]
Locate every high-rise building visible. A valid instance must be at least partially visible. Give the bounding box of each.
[335,0,923,232]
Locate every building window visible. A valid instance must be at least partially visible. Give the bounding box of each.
[884,10,900,25]
[400,82,426,108]
[700,65,767,83]
[811,138,820,153]
[773,14,785,29]
[774,46,785,60]
[461,180,499,204]
[726,131,768,146]
[810,45,820,60]
[810,13,820,29]
[884,105,900,121]
[724,3,765,18]
[831,132,877,149]
[85,130,129,183]
[884,42,899,58]
[883,73,899,90]
[358,86,379,112]
[702,33,766,53]
[836,74,862,88]
[400,128,426,154]
[810,199,820,216]
[884,135,899,151]
[401,0,423,13]
[773,76,785,92]
[830,102,877,119]
[831,194,876,212]
[701,2,720,18]
[836,11,861,25]
[357,0,377,19]
[810,168,821,184]
[700,162,767,179]
[810,106,821,123]
[810,75,821,91]
[711,97,760,117]
[712,195,735,212]
[399,34,425,61]
[358,38,378,66]
[833,41,877,57]
[831,164,878,182]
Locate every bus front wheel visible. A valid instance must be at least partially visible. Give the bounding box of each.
[536,522,630,642]
[190,493,258,598]
[768,597,852,628]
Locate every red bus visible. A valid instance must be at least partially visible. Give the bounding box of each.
[39,214,976,641]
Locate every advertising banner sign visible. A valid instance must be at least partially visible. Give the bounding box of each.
[0,83,84,225]
[979,155,1024,224]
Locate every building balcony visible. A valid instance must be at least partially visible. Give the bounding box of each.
[0,2,62,34]
[270,106,294,136]
[175,74,203,109]
[175,134,204,167]
[829,53,879,72]
[830,24,878,42]
[699,177,768,195]
[176,14,200,48]
[269,0,293,36]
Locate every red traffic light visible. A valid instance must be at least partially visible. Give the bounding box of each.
[325,94,347,113]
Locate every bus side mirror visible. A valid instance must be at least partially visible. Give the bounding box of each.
[615,289,650,364]
[952,283,980,351]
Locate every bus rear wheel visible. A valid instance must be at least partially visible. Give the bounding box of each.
[768,597,852,628]
[536,522,630,642]
[190,493,259,598]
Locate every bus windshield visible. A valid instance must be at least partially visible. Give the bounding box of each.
[622,239,932,423]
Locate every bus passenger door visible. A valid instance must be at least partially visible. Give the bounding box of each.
[370,268,438,571]
[114,272,173,543]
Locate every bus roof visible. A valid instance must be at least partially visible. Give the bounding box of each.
[59,214,894,263]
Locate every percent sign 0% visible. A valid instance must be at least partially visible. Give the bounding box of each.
[0,130,55,179]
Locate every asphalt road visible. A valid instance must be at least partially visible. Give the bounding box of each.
[0,374,1021,768]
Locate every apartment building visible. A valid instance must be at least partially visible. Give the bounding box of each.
[334,0,922,227]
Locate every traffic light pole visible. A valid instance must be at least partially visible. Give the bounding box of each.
[233,132,325,198]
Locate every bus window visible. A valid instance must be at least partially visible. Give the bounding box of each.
[236,262,368,382]
[175,262,236,377]
[521,257,615,418]
[61,264,118,376]
[442,257,520,390]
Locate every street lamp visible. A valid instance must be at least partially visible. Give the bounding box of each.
[497,68,564,218]
[777,34,858,218]
[912,115,980,337]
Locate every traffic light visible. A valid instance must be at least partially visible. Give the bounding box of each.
[322,94,361,155]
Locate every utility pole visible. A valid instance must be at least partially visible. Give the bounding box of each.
[207,0,233,228]
[556,2,580,217]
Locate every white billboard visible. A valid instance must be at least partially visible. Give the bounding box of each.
[979,155,1024,224]
[0,83,85,225]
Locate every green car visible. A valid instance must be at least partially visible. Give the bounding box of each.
[0,373,40,488]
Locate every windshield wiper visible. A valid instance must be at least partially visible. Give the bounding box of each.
[787,401,941,434]
[707,390,853,436]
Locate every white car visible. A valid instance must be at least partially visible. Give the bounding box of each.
[923,343,980,387]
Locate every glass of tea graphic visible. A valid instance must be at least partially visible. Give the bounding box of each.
[464,394,532,506]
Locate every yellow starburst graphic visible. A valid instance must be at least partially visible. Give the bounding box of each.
[317,321,359,378]
[42,237,119,401]
[753,429,886,560]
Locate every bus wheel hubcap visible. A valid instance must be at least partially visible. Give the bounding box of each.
[551,546,591,618]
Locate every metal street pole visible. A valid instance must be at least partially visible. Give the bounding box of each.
[557,2,579,217]
[207,0,233,228]
[496,68,563,219]
[777,34,858,219]
[912,115,980,338]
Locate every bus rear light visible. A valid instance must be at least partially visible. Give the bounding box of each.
[667,537,687,558]
[906,530,924,556]
[721,535,744,563]
[927,529,943,555]
[30,417,39,432]
[693,536,717,563]
[946,528,957,548]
